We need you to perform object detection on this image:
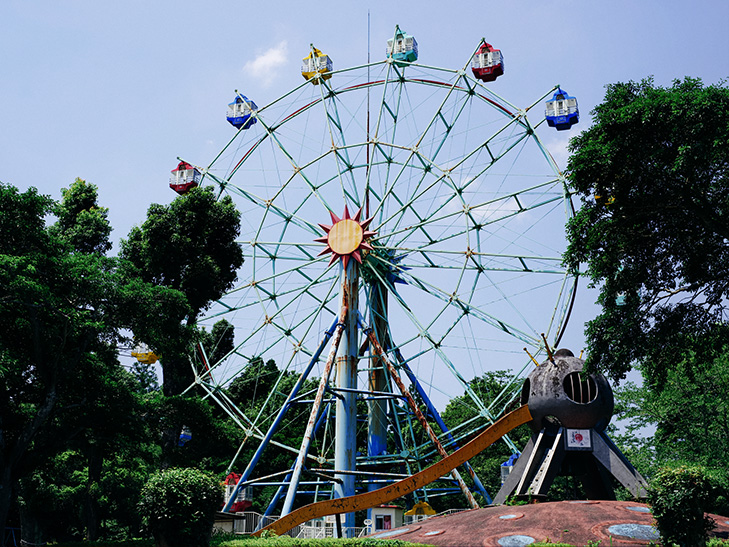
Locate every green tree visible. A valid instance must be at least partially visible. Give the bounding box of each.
[440,371,531,507]
[563,77,729,384]
[198,318,236,370]
[612,349,729,516]
[119,187,243,465]
[139,467,223,547]
[120,187,243,397]
[0,181,152,538]
[50,178,112,254]
[649,465,716,547]
[616,352,729,469]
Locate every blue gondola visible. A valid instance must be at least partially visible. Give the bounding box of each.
[226,94,258,129]
[545,88,579,131]
[178,426,192,447]
[386,25,418,67]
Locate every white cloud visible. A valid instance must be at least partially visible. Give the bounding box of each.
[243,41,289,88]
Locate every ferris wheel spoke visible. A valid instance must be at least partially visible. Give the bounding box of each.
[252,118,334,211]
[317,80,362,206]
[385,286,493,417]
[366,263,491,421]
[397,264,542,346]
[409,73,477,162]
[221,180,324,237]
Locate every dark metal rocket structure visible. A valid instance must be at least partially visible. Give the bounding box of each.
[494,349,648,504]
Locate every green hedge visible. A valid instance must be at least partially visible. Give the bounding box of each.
[220,539,430,547]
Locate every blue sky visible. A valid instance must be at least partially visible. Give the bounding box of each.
[2,0,728,367]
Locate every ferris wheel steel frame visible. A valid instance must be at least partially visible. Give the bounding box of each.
[186,35,578,530]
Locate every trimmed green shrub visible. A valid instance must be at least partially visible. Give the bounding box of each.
[219,539,430,546]
[139,467,223,547]
[649,465,716,547]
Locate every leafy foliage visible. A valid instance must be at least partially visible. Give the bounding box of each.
[564,77,729,383]
[0,181,132,537]
[120,186,243,399]
[440,371,531,506]
[139,467,223,547]
[224,357,319,512]
[612,348,729,517]
[50,178,112,254]
[649,465,716,547]
[0,180,253,542]
[615,351,729,471]
[120,187,243,323]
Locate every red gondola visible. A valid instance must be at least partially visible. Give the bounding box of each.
[169,161,201,195]
[471,42,504,83]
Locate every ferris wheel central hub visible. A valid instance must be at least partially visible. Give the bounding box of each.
[314,206,376,267]
[328,219,363,255]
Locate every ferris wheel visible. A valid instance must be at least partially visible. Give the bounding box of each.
[184,27,578,527]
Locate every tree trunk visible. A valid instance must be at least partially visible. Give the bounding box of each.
[161,356,193,397]
[0,465,14,543]
[84,445,103,541]
[20,503,44,547]
[160,356,191,467]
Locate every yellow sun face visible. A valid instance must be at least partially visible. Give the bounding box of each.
[328,219,363,255]
[314,206,376,268]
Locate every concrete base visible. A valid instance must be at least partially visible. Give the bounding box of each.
[366,501,729,546]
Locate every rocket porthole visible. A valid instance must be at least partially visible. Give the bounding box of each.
[563,372,598,404]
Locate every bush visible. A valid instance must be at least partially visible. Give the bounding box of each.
[649,465,716,547]
[139,467,223,547]
[219,539,430,546]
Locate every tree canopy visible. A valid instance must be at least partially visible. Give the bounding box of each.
[120,186,243,397]
[0,180,245,540]
[0,181,132,538]
[564,77,729,384]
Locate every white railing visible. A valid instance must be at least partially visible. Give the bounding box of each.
[295,524,366,538]
[404,507,468,526]
[232,509,473,538]
[230,512,365,538]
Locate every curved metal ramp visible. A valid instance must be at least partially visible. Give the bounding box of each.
[254,405,532,536]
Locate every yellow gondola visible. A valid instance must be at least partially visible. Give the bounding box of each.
[301,45,332,84]
[131,344,158,365]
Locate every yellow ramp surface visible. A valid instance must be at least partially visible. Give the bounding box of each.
[254,404,532,536]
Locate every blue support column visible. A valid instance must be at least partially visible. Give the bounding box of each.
[222,316,339,512]
[333,259,358,536]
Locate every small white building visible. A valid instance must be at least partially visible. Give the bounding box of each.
[370,505,404,532]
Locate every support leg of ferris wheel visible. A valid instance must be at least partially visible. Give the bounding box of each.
[395,350,493,504]
[370,278,492,504]
[333,258,359,536]
[367,280,389,524]
[221,316,340,513]
[359,311,480,510]
[279,272,349,518]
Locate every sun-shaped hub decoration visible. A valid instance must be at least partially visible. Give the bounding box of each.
[315,205,377,268]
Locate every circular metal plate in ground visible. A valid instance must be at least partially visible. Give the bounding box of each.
[607,523,660,541]
[372,525,419,539]
[497,534,536,546]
